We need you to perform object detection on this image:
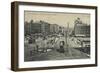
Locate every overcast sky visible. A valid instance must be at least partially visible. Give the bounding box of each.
[25,11,90,28]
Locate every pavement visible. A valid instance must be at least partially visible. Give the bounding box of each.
[24,48,89,61]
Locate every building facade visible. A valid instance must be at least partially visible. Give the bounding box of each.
[24,20,67,36]
[74,18,90,37]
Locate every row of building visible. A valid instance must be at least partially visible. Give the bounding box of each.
[24,20,66,36]
[25,18,90,37]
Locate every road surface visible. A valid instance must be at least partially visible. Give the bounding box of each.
[24,36,90,61]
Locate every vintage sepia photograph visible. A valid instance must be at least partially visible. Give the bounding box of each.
[24,11,91,62]
[11,2,97,71]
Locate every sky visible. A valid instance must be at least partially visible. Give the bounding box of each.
[25,11,90,28]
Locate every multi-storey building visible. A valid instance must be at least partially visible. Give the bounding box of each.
[74,18,90,37]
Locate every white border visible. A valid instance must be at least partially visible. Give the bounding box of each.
[18,5,96,68]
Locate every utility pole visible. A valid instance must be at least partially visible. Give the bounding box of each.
[65,23,72,57]
[64,23,68,56]
[68,23,73,57]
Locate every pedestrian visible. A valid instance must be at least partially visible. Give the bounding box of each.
[42,37,47,53]
[59,41,65,53]
[36,37,43,52]
[28,37,37,56]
